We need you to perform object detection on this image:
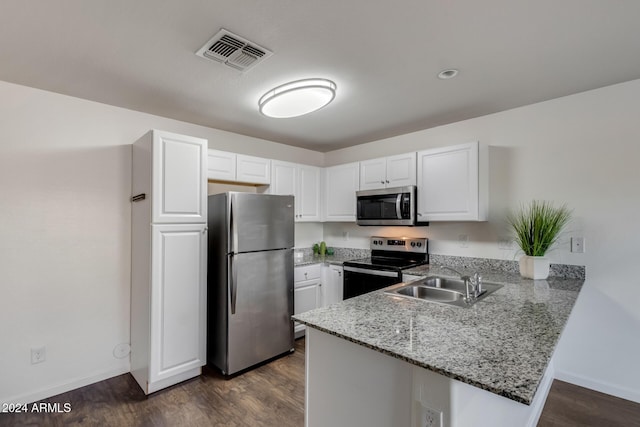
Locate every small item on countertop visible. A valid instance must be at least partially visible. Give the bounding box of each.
[312,243,320,255]
[319,241,327,255]
[327,247,334,255]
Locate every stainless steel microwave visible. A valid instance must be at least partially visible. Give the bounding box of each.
[356,185,416,226]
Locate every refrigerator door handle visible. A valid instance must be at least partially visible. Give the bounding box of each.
[229,195,238,254]
[230,256,238,315]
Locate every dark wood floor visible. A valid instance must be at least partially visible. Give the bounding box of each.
[2,338,639,426]
[538,380,640,427]
[0,339,306,427]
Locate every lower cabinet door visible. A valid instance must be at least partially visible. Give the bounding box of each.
[294,282,320,335]
[150,223,207,383]
[326,266,344,306]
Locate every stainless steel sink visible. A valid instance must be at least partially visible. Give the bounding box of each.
[384,276,503,308]
[421,276,469,293]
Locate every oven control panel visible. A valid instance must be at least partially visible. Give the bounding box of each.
[370,236,428,253]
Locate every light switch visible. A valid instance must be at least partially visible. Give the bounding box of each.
[571,237,585,253]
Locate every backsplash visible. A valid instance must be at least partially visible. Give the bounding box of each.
[430,254,586,280]
[295,247,585,280]
[296,247,370,259]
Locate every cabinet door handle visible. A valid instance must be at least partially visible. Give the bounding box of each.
[338,272,342,277]
[386,180,390,184]
[304,272,308,279]
[380,180,385,184]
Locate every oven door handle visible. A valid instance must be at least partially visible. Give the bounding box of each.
[396,193,402,219]
[344,266,399,277]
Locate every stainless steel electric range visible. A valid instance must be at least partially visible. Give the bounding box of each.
[342,236,428,299]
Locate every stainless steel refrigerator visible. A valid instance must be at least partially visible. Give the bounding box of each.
[207,192,295,375]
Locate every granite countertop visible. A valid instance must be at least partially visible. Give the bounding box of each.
[293,265,583,405]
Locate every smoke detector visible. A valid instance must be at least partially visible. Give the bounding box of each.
[195,29,273,72]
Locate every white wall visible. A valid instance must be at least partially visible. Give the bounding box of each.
[0,80,322,404]
[295,223,324,248]
[324,79,640,402]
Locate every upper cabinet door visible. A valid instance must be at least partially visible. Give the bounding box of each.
[386,152,416,188]
[416,141,487,222]
[270,160,297,196]
[359,158,387,190]
[207,149,236,181]
[152,131,207,223]
[237,154,271,184]
[324,162,360,222]
[297,165,321,222]
[359,153,417,190]
[270,161,320,222]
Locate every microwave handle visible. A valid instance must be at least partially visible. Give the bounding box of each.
[396,194,402,219]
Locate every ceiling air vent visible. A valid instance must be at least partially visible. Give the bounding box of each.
[195,29,273,72]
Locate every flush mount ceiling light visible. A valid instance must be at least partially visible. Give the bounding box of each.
[437,69,459,80]
[259,78,337,118]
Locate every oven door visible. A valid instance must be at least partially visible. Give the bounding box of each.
[343,266,402,299]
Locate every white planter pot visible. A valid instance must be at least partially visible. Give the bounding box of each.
[519,255,550,280]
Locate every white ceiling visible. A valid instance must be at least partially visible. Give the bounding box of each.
[1,0,639,152]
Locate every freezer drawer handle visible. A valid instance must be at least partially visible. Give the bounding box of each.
[130,193,146,202]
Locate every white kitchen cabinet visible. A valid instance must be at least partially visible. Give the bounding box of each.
[298,165,321,221]
[131,130,208,394]
[237,154,271,184]
[359,157,386,190]
[207,149,271,184]
[148,224,207,388]
[270,160,321,222]
[359,152,416,190]
[132,130,207,224]
[207,149,236,181]
[323,162,360,222]
[294,264,322,338]
[416,141,488,222]
[321,264,343,306]
[271,160,297,196]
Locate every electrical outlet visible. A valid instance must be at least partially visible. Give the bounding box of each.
[343,231,349,241]
[498,238,513,250]
[571,237,585,253]
[31,346,46,364]
[458,234,469,248]
[415,401,443,427]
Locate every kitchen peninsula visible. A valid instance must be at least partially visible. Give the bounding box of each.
[293,266,583,427]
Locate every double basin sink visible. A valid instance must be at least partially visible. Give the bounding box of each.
[385,276,503,308]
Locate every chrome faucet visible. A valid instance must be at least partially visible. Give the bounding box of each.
[439,265,483,302]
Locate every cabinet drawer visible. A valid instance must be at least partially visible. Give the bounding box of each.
[295,264,322,283]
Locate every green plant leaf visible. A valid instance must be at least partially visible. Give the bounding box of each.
[507,200,572,256]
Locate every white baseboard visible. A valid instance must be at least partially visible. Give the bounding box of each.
[554,369,640,404]
[0,367,130,405]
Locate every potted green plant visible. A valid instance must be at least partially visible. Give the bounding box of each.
[507,200,572,279]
